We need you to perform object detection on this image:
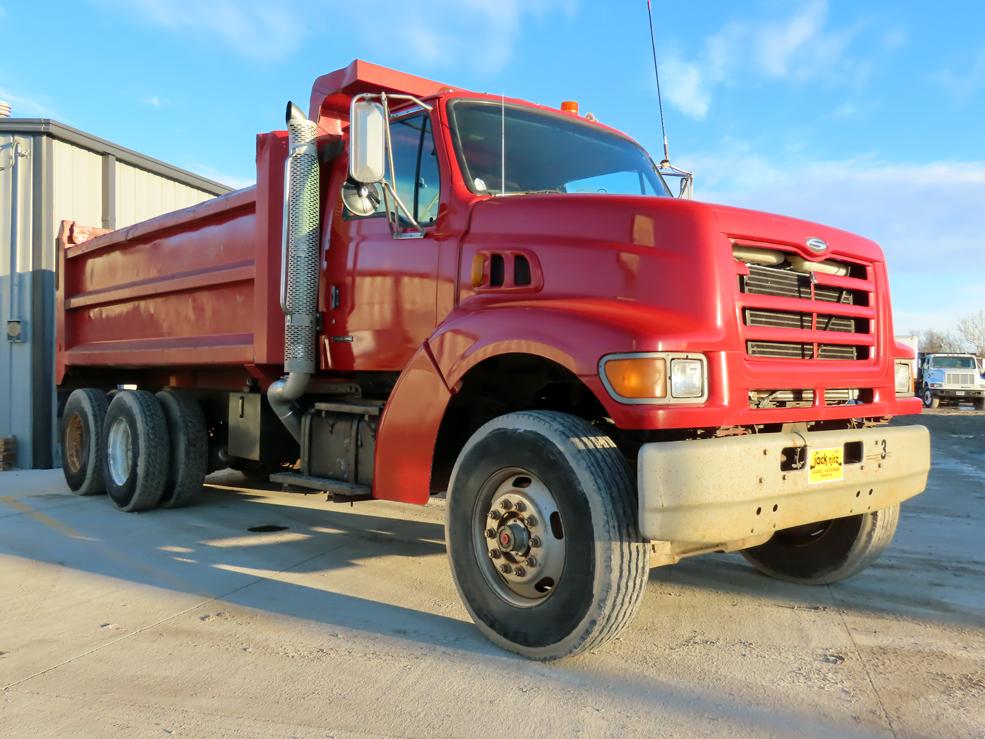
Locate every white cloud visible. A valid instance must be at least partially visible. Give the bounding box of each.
[95,0,574,72]
[932,46,985,103]
[0,86,55,117]
[684,145,985,329]
[660,1,869,118]
[346,0,576,74]
[142,95,162,107]
[96,0,302,61]
[662,56,710,119]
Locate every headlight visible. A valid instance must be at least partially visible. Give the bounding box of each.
[670,358,704,398]
[894,360,913,396]
[600,352,707,404]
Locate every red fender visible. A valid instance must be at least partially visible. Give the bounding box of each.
[372,304,648,504]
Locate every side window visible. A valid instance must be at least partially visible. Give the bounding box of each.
[415,117,440,225]
[357,112,440,226]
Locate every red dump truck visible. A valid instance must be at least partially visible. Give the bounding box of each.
[56,60,930,659]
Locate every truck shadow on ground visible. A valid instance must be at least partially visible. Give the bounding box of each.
[3,479,904,735]
[5,468,982,658]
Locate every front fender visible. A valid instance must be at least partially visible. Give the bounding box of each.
[373,303,676,504]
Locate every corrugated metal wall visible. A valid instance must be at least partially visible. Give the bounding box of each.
[50,139,103,229]
[0,133,37,469]
[116,161,213,226]
[0,121,231,469]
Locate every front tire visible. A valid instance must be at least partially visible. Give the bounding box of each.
[741,506,899,585]
[922,388,940,409]
[102,391,170,512]
[446,411,648,660]
[61,388,109,495]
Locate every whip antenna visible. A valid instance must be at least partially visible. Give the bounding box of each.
[646,0,671,166]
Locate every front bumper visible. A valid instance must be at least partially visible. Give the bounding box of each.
[930,388,984,399]
[637,425,930,543]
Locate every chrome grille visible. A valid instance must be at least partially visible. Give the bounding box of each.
[748,388,869,409]
[746,342,866,360]
[744,309,862,333]
[736,251,873,363]
[740,265,865,305]
[946,372,976,386]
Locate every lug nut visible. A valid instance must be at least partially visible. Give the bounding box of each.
[514,566,526,577]
[489,510,501,521]
[490,550,502,559]
[525,556,537,567]
[500,563,513,574]
[525,515,538,528]
[514,501,527,512]
[529,536,541,548]
[500,499,513,511]
[485,528,496,539]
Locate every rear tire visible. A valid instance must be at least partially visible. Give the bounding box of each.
[102,390,170,513]
[61,388,109,495]
[155,390,207,508]
[741,505,900,585]
[446,411,648,660]
[974,397,985,411]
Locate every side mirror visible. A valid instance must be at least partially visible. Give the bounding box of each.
[349,99,386,184]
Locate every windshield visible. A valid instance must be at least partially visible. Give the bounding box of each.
[929,356,976,369]
[449,100,671,197]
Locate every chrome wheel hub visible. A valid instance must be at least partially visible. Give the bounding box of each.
[475,470,565,606]
[107,417,133,487]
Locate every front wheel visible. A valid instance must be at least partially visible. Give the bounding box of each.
[922,388,940,409]
[446,411,648,660]
[741,506,899,585]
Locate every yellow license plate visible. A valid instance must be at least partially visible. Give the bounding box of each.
[808,447,844,484]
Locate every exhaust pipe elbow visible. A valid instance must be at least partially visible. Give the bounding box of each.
[268,372,309,443]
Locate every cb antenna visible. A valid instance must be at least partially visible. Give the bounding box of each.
[646,0,671,167]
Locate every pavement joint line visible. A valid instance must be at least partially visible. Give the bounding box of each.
[1,537,357,693]
[0,496,90,538]
[0,493,96,521]
[827,584,899,739]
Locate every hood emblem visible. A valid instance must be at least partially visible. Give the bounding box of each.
[806,237,828,253]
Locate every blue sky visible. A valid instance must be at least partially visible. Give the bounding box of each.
[1,0,981,334]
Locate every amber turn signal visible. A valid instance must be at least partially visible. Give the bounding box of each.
[602,357,667,399]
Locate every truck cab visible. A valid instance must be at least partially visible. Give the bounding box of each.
[54,60,931,660]
[918,353,985,409]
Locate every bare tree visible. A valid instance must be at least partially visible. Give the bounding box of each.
[917,329,961,354]
[956,310,985,357]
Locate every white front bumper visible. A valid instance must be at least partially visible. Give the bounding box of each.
[637,425,930,544]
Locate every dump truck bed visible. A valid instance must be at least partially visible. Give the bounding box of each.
[56,132,290,385]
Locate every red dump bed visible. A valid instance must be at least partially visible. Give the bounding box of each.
[56,132,290,385]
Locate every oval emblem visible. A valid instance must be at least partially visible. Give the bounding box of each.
[806,237,828,253]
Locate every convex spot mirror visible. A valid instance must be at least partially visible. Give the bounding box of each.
[349,99,386,184]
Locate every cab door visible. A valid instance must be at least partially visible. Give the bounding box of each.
[324,111,443,372]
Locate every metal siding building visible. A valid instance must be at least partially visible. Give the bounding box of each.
[0,119,232,469]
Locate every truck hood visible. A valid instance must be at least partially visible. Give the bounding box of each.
[464,194,887,344]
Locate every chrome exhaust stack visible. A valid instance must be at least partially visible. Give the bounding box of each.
[268,102,320,442]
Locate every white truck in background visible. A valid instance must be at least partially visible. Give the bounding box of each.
[918,353,985,410]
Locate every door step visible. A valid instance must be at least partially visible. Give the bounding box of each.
[269,472,373,502]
